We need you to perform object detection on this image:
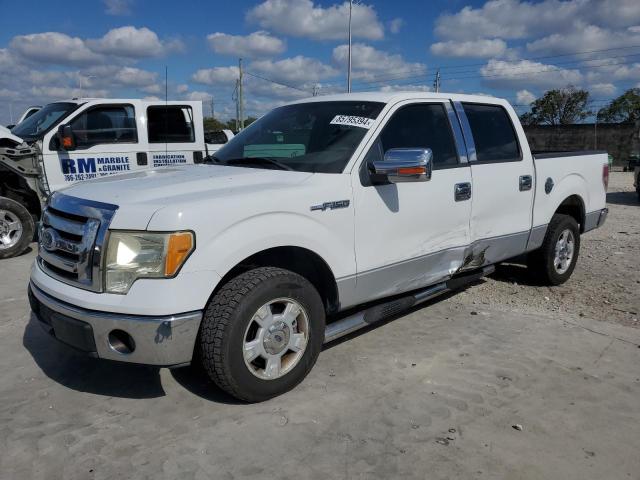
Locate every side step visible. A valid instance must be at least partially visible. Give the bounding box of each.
[323,265,494,344]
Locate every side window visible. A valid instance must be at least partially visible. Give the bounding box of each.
[205,130,229,144]
[70,105,137,148]
[147,106,195,143]
[461,103,521,162]
[378,103,459,168]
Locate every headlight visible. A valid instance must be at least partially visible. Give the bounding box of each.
[105,231,194,294]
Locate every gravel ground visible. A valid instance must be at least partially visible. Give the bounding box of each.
[447,171,640,328]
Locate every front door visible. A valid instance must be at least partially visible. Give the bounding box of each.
[146,104,199,168]
[44,103,146,192]
[351,101,472,307]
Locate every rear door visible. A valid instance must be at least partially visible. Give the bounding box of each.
[43,102,148,192]
[145,103,202,167]
[455,101,534,263]
[350,100,472,307]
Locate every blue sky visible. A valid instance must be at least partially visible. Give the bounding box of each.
[1,0,639,124]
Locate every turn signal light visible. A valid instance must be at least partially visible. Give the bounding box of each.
[602,164,609,191]
[165,232,194,276]
[398,166,426,175]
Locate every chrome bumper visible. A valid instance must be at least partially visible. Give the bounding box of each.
[29,282,202,367]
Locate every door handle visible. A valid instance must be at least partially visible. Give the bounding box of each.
[519,175,532,191]
[454,182,472,201]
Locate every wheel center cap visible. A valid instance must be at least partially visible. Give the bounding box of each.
[263,321,290,355]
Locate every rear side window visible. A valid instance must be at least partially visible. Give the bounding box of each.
[378,103,459,168]
[147,106,195,143]
[70,105,137,148]
[205,130,230,144]
[462,103,520,162]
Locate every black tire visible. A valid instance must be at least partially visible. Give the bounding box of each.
[528,214,580,286]
[0,197,34,259]
[199,267,325,402]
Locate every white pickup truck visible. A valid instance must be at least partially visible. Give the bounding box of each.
[0,98,232,258]
[27,92,608,402]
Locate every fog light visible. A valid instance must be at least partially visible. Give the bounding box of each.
[108,329,136,354]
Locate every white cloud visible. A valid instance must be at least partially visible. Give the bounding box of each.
[480,59,583,89]
[142,84,163,94]
[192,66,239,85]
[143,95,161,101]
[516,89,536,104]
[332,43,425,81]
[430,39,507,58]
[185,91,213,102]
[388,18,404,34]
[207,31,285,58]
[88,26,165,58]
[247,0,384,41]
[103,0,133,15]
[176,84,189,94]
[29,85,109,100]
[250,56,338,84]
[379,84,431,93]
[589,83,616,96]
[434,0,640,42]
[10,32,103,66]
[527,23,640,55]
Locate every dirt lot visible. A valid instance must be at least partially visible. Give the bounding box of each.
[0,172,638,479]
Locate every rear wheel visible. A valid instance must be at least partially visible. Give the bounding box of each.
[199,267,325,402]
[0,197,34,259]
[528,214,580,285]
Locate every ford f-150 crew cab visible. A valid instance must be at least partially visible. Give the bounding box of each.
[0,98,233,258]
[27,92,609,402]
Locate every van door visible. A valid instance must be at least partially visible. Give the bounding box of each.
[350,101,472,307]
[42,102,149,192]
[145,104,201,168]
[455,101,535,264]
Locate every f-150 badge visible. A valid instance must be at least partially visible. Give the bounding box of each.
[310,200,350,212]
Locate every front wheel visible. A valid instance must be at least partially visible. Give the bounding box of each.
[199,267,325,402]
[528,214,580,285]
[0,197,34,259]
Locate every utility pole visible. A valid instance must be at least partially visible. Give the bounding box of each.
[347,0,353,93]
[210,96,215,119]
[433,69,441,93]
[238,58,245,130]
[233,79,240,131]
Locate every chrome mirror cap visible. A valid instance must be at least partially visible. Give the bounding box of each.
[372,148,433,183]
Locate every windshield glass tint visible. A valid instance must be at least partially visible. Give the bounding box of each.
[11,102,78,139]
[214,101,385,173]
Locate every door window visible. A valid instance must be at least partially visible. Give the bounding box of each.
[461,103,521,162]
[147,106,195,143]
[70,105,137,149]
[374,103,459,168]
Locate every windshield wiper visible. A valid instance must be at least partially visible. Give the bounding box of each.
[223,157,294,171]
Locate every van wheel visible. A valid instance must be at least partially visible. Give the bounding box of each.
[528,214,580,285]
[199,267,325,402]
[0,197,34,259]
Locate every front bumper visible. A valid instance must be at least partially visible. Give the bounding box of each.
[28,282,202,367]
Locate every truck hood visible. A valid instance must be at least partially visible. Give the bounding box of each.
[59,164,313,229]
[0,126,24,146]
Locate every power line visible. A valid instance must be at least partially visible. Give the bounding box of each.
[244,71,311,94]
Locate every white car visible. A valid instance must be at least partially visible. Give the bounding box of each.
[28,92,609,401]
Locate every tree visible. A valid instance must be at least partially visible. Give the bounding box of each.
[598,88,640,123]
[203,116,226,131]
[521,86,591,126]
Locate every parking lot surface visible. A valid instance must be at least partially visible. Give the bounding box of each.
[1,172,639,480]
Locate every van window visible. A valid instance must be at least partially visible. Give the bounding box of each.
[70,105,137,148]
[461,103,521,162]
[147,106,195,143]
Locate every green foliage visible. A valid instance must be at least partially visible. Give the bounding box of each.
[522,86,591,126]
[598,88,640,123]
[204,116,258,133]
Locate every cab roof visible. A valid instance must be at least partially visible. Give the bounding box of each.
[290,91,511,107]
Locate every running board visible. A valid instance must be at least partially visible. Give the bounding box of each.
[323,265,494,344]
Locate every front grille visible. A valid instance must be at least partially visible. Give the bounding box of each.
[38,193,118,292]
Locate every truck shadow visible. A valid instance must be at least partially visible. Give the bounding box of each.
[170,364,244,405]
[23,315,165,399]
[606,191,639,206]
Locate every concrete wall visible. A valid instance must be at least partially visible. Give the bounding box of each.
[523,122,640,165]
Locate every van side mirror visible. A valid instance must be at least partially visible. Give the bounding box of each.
[57,124,76,151]
[372,148,433,183]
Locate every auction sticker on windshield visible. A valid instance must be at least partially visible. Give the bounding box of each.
[330,115,375,129]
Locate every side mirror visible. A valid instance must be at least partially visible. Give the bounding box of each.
[56,124,76,151]
[372,148,433,183]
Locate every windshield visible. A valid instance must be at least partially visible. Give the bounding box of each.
[11,102,79,139]
[214,101,385,173]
